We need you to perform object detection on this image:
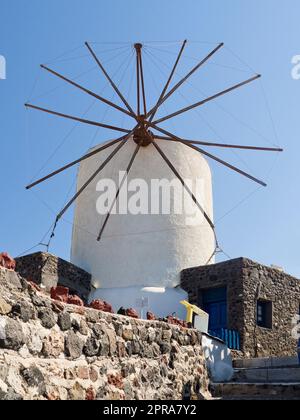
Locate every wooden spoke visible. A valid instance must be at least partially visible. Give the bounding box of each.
[135,44,141,116]
[41,64,134,118]
[25,103,131,134]
[55,129,135,223]
[153,74,261,124]
[85,42,136,116]
[97,143,141,241]
[139,47,147,115]
[146,43,224,118]
[26,136,127,190]
[155,135,283,152]
[148,40,187,123]
[150,139,215,230]
[149,123,267,187]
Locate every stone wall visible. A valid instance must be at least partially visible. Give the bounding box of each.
[181,258,300,359]
[15,252,91,302]
[0,268,210,400]
[242,259,300,358]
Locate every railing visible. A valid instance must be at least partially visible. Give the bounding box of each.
[208,328,241,351]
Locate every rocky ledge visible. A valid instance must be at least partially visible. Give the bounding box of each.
[0,267,210,400]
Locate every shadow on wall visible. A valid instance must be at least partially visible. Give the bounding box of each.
[202,333,234,383]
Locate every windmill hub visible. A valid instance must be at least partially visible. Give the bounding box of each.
[133,120,154,147]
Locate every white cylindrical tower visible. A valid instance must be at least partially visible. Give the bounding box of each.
[71,136,214,317]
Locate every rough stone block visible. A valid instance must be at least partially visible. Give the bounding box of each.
[15,252,91,303]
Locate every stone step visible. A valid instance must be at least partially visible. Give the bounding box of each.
[233,356,299,369]
[215,396,300,401]
[211,382,300,400]
[233,366,300,383]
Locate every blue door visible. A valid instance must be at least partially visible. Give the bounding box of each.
[202,287,227,335]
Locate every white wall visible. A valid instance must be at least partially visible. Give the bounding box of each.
[71,137,215,290]
[89,285,189,320]
[202,334,234,383]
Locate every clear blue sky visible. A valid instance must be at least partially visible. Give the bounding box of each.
[0,0,299,277]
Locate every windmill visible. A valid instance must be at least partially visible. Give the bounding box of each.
[25,41,282,316]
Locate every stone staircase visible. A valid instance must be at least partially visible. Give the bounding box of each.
[211,356,300,400]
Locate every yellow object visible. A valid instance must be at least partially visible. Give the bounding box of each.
[180,300,208,324]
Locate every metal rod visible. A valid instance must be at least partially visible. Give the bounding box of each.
[55,131,134,223]
[150,139,215,230]
[139,47,147,115]
[155,135,283,152]
[41,64,134,119]
[149,123,267,187]
[148,39,187,123]
[146,43,224,118]
[25,103,131,134]
[153,74,261,124]
[85,42,136,116]
[97,143,141,241]
[26,136,127,190]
